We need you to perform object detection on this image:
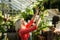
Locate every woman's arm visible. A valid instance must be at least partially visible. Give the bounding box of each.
[19,25,37,34]
[19,18,41,34]
[31,7,39,20]
[26,7,39,28]
[26,19,34,28]
[36,18,41,27]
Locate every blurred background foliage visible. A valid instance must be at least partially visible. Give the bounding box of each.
[0,0,48,32]
[0,0,60,33]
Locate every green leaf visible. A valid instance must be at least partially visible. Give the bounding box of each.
[0,16,3,24]
[0,11,2,16]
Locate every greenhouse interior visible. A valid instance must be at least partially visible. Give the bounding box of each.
[0,0,60,40]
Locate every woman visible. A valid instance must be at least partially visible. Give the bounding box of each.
[18,8,41,40]
[18,18,41,40]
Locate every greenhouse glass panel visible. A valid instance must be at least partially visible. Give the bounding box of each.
[0,0,1,3]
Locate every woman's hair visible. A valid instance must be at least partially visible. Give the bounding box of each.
[15,19,21,31]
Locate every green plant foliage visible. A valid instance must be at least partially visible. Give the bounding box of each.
[0,16,3,24]
[0,11,3,25]
[0,25,5,32]
[0,0,50,33]
[26,8,34,15]
[34,12,49,35]
[0,11,2,16]
[31,0,49,35]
